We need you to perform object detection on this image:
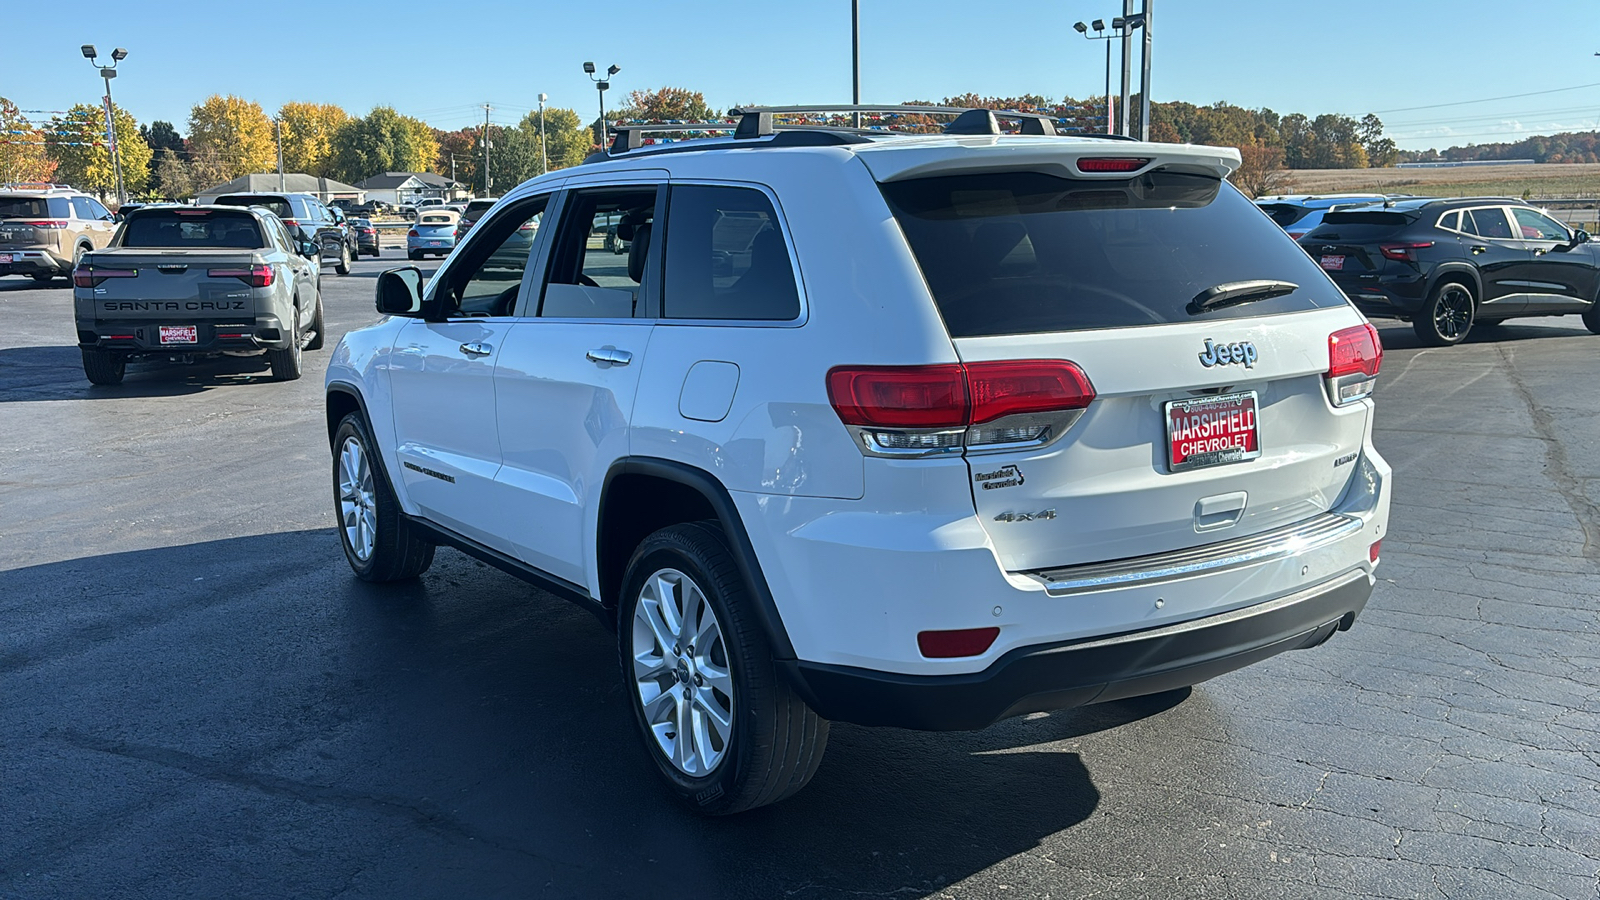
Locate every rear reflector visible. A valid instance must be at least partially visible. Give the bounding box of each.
[1076,157,1151,173]
[917,627,1001,659]
[1369,540,1381,563]
[207,264,275,288]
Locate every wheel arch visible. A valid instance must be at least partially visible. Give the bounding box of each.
[1425,264,1481,304]
[325,382,370,450]
[599,457,796,660]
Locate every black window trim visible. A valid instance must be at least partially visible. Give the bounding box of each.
[423,190,557,320]
[533,182,667,323]
[656,178,809,328]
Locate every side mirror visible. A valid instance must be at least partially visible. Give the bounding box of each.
[376,266,425,316]
[300,240,319,258]
[1574,229,1590,245]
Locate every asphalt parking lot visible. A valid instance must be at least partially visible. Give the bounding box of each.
[2,264,1598,899]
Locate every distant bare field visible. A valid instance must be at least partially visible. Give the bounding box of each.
[1272,163,1600,197]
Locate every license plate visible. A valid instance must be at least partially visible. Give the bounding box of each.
[1319,255,1345,271]
[0,253,11,263]
[159,325,198,345]
[1166,391,1261,473]
[428,240,441,246]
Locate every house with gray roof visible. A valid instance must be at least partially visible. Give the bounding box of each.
[355,172,468,206]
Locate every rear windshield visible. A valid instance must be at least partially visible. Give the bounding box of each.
[1304,210,1416,242]
[213,195,294,219]
[881,170,1342,337]
[419,214,455,225]
[0,196,51,218]
[464,201,496,217]
[121,210,266,248]
[1257,203,1312,227]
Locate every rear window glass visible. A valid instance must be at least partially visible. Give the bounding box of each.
[1257,203,1311,227]
[0,196,49,218]
[213,195,294,219]
[1304,211,1417,242]
[881,171,1341,337]
[663,185,800,321]
[419,214,455,225]
[464,201,496,218]
[121,211,265,248]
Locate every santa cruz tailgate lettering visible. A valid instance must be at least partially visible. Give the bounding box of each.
[1165,391,1262,473]
[100,300,249,312]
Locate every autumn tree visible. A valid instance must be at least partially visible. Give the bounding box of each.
[187,95,275,180]
[625,86,715,121]
[328,107,438,183]
[47,103,151,198]
[434,127,479,186]
[0,98,56,184]
[527,107,592,172]
[1231,145,1292,198]
[277,102,348,176]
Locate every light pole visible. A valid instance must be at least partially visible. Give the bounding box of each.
[538,92,549,175]
[585,62,620,153]
[1073,19,1122,135]
[80,44,128,205]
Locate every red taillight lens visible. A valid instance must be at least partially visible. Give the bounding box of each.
[1379,242,1433,262]
[73,266,136,287]
[208,264,274,287]
[967,360,1095,424]
[1369,540,1382,563]
[407,229,419,238]
[281,218,299,229]
[826,365,967,428]
[1329,324,1382,378]
[23,219,69,229]
[1076,157,1151,173]
[918,627,1001,659]
[361,227,375,234]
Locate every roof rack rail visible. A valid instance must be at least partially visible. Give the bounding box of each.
[0,182,75,191]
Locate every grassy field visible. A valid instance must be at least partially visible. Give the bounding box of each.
[1273,163,1600,198]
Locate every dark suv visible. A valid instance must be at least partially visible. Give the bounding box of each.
[212,192,354,275]
[1301,197,1600,345]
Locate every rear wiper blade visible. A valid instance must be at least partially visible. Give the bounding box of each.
[1188,280,1299,315]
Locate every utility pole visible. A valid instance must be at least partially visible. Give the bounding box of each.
[275,119,285,191]
[852,0,861,128]
[1138,0,1153,141]
[538,93,548,175]
[482,103,491,196]
[1119,0,1133,136]
[450,153,456,183]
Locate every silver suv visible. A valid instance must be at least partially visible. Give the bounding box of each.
[0,184,118,283]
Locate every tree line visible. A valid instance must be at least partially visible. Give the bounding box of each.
[1400,132,1600,165]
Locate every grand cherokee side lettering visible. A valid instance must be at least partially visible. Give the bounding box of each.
[1199,338,1258,369]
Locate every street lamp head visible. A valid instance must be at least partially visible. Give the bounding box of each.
[111,47,127,61]
[1092,19,1105,31]
[101,68,116,80]
[1112,16,1126,29]
[597,81,609,92]
[1126,13,1146,28]
[583,61,596,74]
[1072,21,1087,33]
[81,44,97,59]
[606,64,620,76]
[538,92,548,103]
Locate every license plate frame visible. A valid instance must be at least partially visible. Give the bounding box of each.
[1319,254,1345,271]
[428,240,442,247]
[159,325,198,345]
[1165,391,1262,474]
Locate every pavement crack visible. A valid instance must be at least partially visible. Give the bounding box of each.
[1497,343,1600,559]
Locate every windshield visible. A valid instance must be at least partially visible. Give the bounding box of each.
[881,170,1343,337]
[121,210,265,249]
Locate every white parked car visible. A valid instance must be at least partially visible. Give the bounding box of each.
[324,106,1392,814]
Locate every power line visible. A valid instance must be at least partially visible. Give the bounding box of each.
[1372,82,1600,115]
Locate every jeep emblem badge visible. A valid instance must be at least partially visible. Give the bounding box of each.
[1199,338,1258,369]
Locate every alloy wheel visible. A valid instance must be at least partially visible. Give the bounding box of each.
[338,436,376,561]
[631,568,735,777]
[1434,286,1473,340]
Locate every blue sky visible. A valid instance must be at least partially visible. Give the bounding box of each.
[7,0,1600,151]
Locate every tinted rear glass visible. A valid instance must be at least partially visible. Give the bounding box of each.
[464,201,496,217]
[122,210,265,248]
[0,197,49,218]
[214,195,294,219]
[1258,203,1312,227]
[1304,211,1416,242]
[881,171,1341,337]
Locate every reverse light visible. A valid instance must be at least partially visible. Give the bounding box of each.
[918,627,1001,659]
[73,266,137,287]
[1379,242,1433,262]
[207,264,275,287]
[1076,157,1151,173]
[1326,323,1382,405]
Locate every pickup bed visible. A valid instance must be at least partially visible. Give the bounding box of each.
[73,206,325,385]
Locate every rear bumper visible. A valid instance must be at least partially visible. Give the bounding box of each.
[1326,271,1428,318]
[76,315,289,353]
[0,248,70,276]
[790,568,1372,731]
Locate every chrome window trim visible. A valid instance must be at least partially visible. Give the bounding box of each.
[657,177,810,328]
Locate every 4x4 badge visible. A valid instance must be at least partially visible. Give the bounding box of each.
[1199,338,1258,369]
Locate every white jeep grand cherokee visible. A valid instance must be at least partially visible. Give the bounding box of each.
[324,106,1391,814]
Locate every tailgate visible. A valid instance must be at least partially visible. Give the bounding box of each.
[78,250,267,314]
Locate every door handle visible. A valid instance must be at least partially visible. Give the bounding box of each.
[459,341,492,358]
[1470,245,1488,254]
[586,348,633,366]
[1534,248,1548,256]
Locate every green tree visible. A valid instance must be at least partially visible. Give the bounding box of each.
[188,95,275,181]
[328,107,438,183]
[434,127,479,186]
[139,120,184,195]
[525,107,590,172]
[0,97,57,184]
[277,102,349,176]
[48,102,151,198]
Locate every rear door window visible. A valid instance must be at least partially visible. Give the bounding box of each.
[881,170,1342,337]
[540,187,659,319]
[662,185,800,321]
[1467,208,1514,239]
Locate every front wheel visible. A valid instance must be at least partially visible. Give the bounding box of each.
[81,348,125,385]
[334,244,351,276]
[333,413,434,581]
[1414,280,1475,346]
[619,522,828,815]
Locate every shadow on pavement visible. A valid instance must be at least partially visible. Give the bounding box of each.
[1,529,1197,898]
[1371,317,1594,351]
[0,344,281,401]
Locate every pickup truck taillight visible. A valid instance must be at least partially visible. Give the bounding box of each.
[1326,323,1382,406]
[827,360,1096,457]
[208,264,275,288]
[73,266,137,287]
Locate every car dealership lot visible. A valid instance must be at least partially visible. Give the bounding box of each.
[2,268,1597,898]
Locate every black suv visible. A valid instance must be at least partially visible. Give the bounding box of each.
[212,192,354,275]
[1301,197,1600,345]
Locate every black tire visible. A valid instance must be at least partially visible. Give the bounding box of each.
[1584,303,1600,335]
[408,250,422,261]
[369,247,381,258]
[30,272,54,284]
[334,244,351,275]
[1413,279,1475,346]
[266,308,304,381]
[332,412,434,582]
[305,292,326,351]
[619,521,828,815]
[81,348,125,385]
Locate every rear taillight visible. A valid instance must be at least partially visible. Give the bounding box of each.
[1369,540,1382,563]
[281,218,299,230]
[23,219,69,229]
[407,229,419,238]
[1326,323,1382,405]
[1287,231,1307,240]
[207,264,275,287]
[1076,157,1151,173]
[1379,242,1433,262]
[826,360,1095,457]
[73,266,137,288]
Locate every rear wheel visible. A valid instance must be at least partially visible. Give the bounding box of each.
[267,309,303,381]
[1414,280,1475,346]
[620,522,828,815]
[334,244,351,275]
[305,291,326,351]
[30,273,54,284]
[333,413,434,581]
[408,250,421,261]
[1584,302,1600,335]
[80,348,125,385]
